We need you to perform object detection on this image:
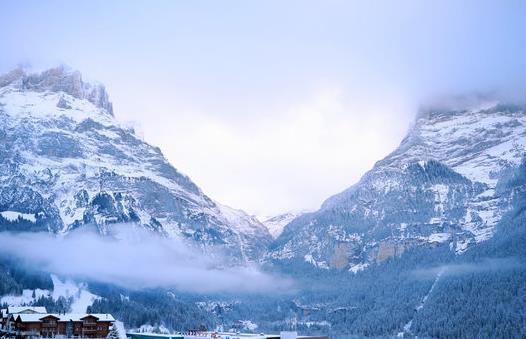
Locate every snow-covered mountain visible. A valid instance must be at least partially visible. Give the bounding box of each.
[268,99,526,271]
[0,66,271,261]
[259,212,303,238]
[3,65,524,274]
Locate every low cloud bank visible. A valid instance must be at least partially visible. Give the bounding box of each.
[0,225,293,294]
[412,257,524,279]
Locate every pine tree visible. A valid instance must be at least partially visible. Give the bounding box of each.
[106,324,120,339]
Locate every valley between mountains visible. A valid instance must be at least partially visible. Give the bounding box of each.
[1,66,526,337]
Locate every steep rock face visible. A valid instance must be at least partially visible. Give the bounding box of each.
[0,66,271,261]
[269,101,526,270]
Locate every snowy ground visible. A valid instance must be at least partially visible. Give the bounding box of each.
[0,288,50,305]
[51,274,100,313]
[0,274,100,314]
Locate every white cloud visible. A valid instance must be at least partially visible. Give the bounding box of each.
[0,226,293,294]
[123,85,414,215]
[4,1,523,216]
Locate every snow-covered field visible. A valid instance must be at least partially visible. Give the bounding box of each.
[51,274,100,313]
[0,274,100,314]
[0,288,50,305]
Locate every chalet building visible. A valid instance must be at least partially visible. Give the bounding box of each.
[1,308,7,330]
[0,307,115,339]
[1,307,48,332]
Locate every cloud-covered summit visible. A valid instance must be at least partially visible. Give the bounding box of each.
[0,65,113,115]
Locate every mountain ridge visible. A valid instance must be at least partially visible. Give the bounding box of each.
[268,98,526,270]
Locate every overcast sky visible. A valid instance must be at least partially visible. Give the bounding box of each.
[1,1,525,215]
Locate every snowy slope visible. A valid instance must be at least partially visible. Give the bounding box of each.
[0,274,99,313]
[50,275,100,313]
[0,288,50,306]
[0,66,271,261]
[269,99,526,269]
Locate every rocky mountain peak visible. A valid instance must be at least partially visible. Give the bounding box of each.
[0,66,271,262]
[0,65,113,115]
